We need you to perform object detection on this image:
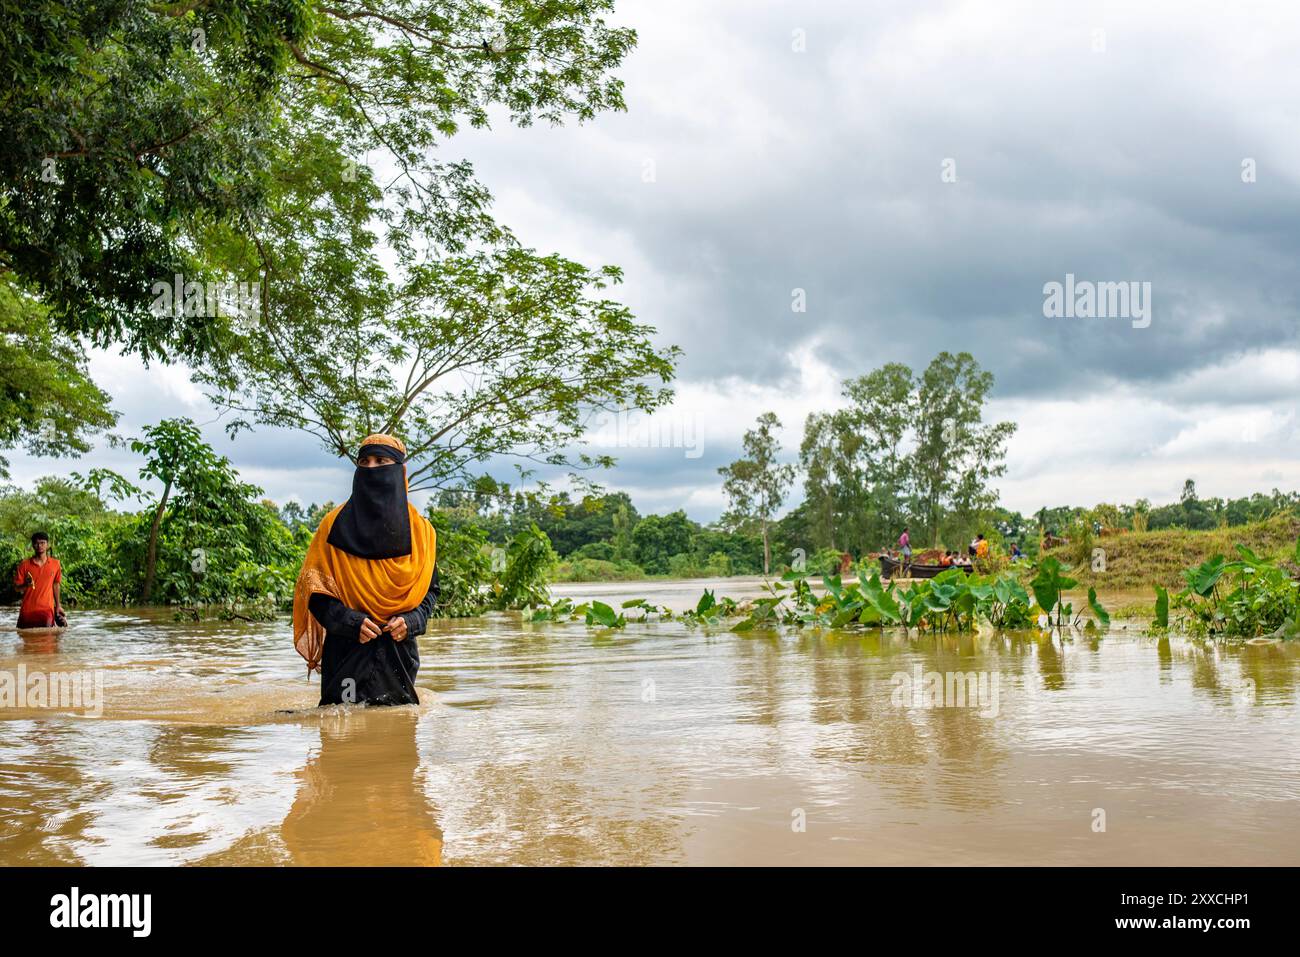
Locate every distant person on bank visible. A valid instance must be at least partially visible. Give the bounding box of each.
[292,435,439,707]
[14,531,66,629]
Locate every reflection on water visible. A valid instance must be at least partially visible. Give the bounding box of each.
[1,585,1299,866]
[282,707,442,866]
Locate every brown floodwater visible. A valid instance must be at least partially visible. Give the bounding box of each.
[1,578,1298,866]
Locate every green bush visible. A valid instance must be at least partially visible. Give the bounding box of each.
[425,508,494,617]
[551,558,647,582]
[569,540,614,561]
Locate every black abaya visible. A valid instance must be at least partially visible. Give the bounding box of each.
[308,570,439,706]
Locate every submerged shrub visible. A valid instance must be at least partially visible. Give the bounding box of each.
[1172,542,1300,638]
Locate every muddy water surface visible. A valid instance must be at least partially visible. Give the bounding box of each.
[1,578,1297,865]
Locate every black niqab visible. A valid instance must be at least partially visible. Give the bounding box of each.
[326,462,412,559]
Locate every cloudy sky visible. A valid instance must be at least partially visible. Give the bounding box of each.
[10,0,1300,523]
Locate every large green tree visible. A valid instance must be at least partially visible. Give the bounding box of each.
[201,244,679,490]
[4,2,664,489]
[799,363,915,553]
[842,362,914,545]
[795,354,1014,553]
[799,410,863,552]
[131,417,274,603]
[630,510,693,575]
[910,352,1016,546]
[719,412,795,575]
[1,0,634,361]
[0,0,310,360]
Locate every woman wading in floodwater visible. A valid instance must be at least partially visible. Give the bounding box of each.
[292,434,438,706]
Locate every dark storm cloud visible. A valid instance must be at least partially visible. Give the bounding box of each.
[453,0,1300,401]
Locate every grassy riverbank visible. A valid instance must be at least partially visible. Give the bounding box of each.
[1043,514,1300,592]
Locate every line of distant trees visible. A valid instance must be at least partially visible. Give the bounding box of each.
[715,352,1017,570]
[1032,479,1300,536]
[4,414,1298,611]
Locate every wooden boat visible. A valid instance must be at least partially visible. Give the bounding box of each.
[879,555,973,579]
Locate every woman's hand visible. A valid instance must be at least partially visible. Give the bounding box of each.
[359,617,383,643]
[384,616,408,641]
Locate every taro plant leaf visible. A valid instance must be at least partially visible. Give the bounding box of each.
[1087,586,1110,628]
[1153,584,1169,629]
[587,600,621,627]
[696,589,717,615]
[1029,558,1064,616]
[924,590,951,613]
[997,575,1030,609]
[860,573,902,623]
[1185,555,1227,598]
[1235,544,1264,567]
[992,576,1014,606]
[831,606,861,628]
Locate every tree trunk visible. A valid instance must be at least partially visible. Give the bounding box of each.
[141,478,172,604]
[761,518,771,576]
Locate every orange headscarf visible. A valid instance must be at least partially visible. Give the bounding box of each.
[292,435,437,672]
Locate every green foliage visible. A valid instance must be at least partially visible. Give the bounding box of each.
[551,557,646,582]
[2,0,637,369]
[666,551,730,578]
[679,589,739,626]
[719,412,796,574]
[130,418,297,606]
[1152,584,1170,629]
[911,352,1017,548]
[0,0,309,360]
[4,1,664,509]
[1029,556,1078,628]
[0,279,117,477]
[582,600,623,628]
[0,468,299,611]
[203,243,680,492]
[424,508,494,618]
[431,487,763,580]
[1087,586,1110,628]
[791,353,1015,557]
[630,510,693,574]
[492,523,557,610]
[712,565,1089,636]
[970,574,1035,629]
[1171,542,1300,638]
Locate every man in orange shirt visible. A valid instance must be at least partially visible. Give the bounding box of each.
[14,531,65,629]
